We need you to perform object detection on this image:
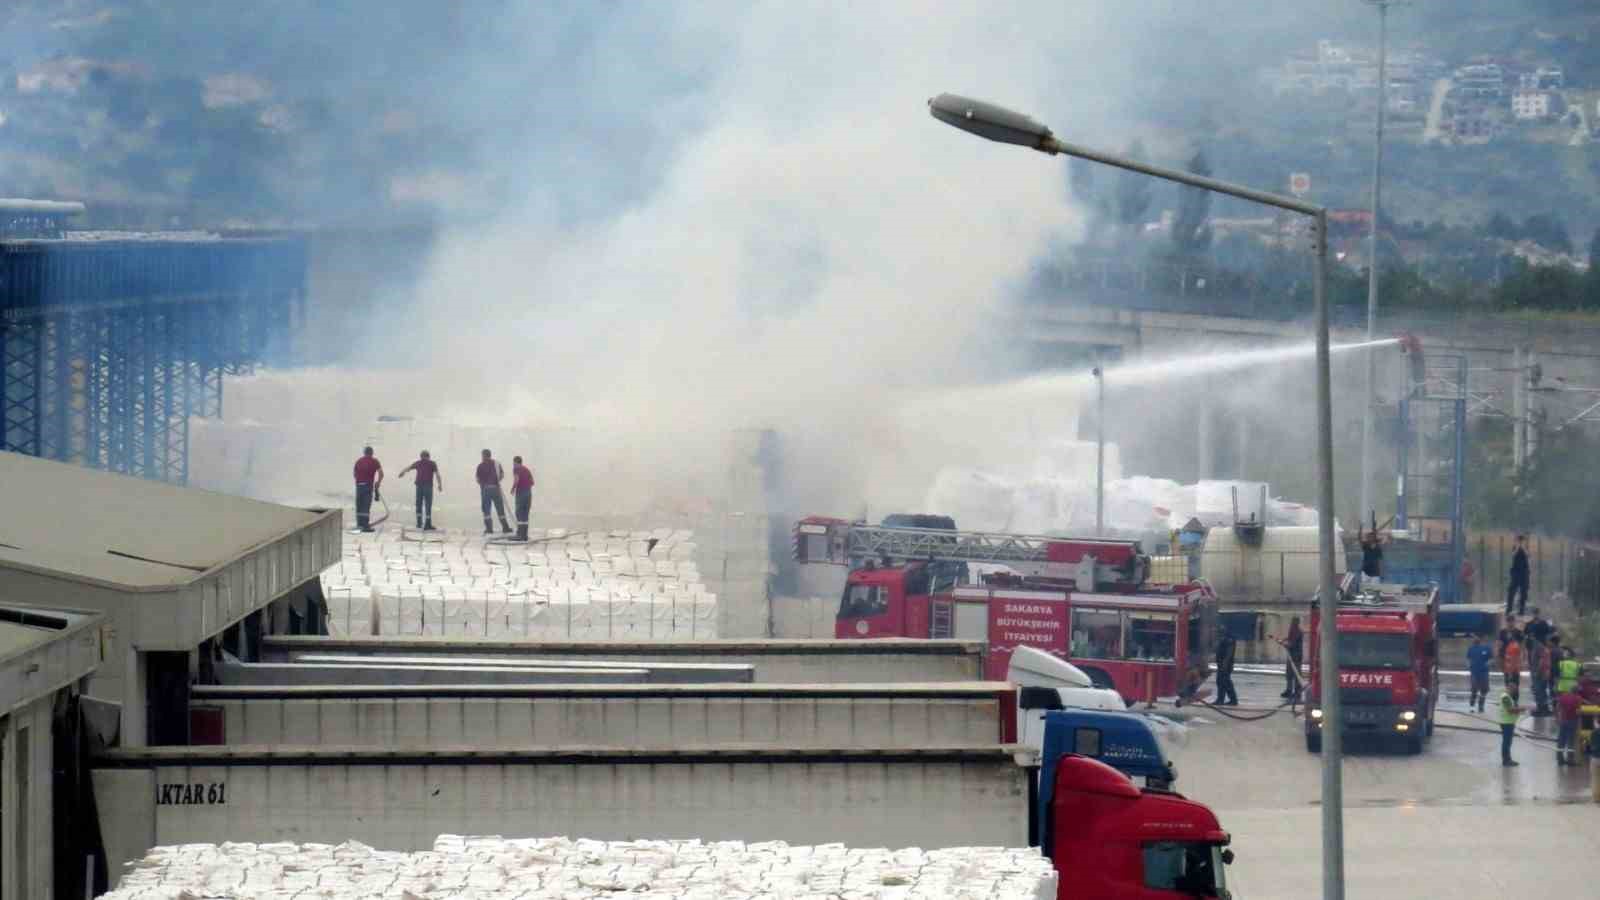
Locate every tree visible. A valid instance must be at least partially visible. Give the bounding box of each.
[1486,212,1519,241]
[1520,213,1572,254]
[1586,226,1600,306]
[1114,139,1152,233]
[1169,150,1213,255]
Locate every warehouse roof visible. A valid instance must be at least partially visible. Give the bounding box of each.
[0,451,331,591]
[0,604,103,715]
[0,452,341,651]
[0,620,54,658]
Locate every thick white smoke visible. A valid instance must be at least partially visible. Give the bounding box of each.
[292,3,1168,515]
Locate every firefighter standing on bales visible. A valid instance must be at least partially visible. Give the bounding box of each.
[475,449,513,535]
[352,446,383,533]
[510,455,535,542]
[397,450,442,531]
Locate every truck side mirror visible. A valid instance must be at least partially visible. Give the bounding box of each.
[1019,686,1065,711]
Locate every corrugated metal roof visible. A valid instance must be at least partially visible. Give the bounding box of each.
[0,451,330,590]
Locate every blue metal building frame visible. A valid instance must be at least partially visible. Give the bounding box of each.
[0,237,304,483]
[1395,351,1468,602]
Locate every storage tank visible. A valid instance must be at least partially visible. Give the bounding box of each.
[1198,525,1345,606]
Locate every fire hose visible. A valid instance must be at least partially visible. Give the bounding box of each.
[368,484,391,529]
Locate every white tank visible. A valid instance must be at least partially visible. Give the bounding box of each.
[1198,524,1346,605]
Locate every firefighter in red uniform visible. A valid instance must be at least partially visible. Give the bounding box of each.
[397,450,442,531]
[510,455,535,541]
[352,446,383,532]
[475,449,513,535]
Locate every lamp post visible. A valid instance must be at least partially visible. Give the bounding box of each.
[1092,364,1105,535]
[1359,0,1395,533]
[929,93,1344,900]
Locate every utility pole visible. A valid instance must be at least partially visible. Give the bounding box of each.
[1513,346,1526,478]
[1093,364,1105,535]
[1359,0,1393,530]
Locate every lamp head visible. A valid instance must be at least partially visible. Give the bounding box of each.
[928,93,1055,151]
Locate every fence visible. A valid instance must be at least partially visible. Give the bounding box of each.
[1468,533,1600,615]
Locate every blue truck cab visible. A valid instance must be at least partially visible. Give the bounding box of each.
[1039,709,1176,792]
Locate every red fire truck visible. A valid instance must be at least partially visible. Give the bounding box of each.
[795,516,1218,705]
[1304,577,1440,754]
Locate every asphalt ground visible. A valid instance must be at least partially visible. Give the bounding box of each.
[1163,670,1600,897]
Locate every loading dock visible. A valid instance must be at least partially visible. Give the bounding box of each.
[0,604,103,900]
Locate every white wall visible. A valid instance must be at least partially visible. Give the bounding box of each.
[0,696,54,900]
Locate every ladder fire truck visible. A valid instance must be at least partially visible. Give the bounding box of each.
[795,516,1219,705]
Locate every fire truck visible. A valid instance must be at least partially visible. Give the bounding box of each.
[794,516,1219,705]
[1304,576,1440,754]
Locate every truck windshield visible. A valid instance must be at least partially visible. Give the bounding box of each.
[1143,841,1227,896]
[837,584,887,619]
[1337,632,1412,669]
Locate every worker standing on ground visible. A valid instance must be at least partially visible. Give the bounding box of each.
[396,450,442,531]
[475,449,513,535]
[1279,617,1303,699]
[1467,635,1493,713]
[1499,675,1526,767]
[352,446,383,533]
[1506,534,1530,617]
[1214,628,1238,707]
[1589,709,1600,802]
[1556,645,1581,696]
[1555,683,1583,766]
[510,454,535,542]
[1530,637,1552,717]
[1501,634,1523,702]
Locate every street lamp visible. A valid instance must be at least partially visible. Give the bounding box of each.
[1092,364,1105,535]
[1359,0,1398,534]
[929,93,1345,900]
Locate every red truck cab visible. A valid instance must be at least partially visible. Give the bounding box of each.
[1046,754,1233,898]
[1305,580,1440,754]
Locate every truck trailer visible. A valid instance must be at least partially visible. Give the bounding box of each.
[1305,577,1440,754]
[93,710,1230,899]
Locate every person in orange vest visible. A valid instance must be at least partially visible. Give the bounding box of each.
[1501,635,1523,703]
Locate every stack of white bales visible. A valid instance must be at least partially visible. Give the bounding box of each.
[318,528,717,640]
[103,835,1057,899]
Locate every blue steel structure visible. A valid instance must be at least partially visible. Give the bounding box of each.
[1395,350,1468,602]
[0,236,305,483]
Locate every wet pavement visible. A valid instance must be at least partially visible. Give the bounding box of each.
[1164,671,1600,896]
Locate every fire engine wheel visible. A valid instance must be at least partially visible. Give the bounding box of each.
[1404,734,1424,755]
[1306,732,1322,754]
[1081,668,1116,691]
